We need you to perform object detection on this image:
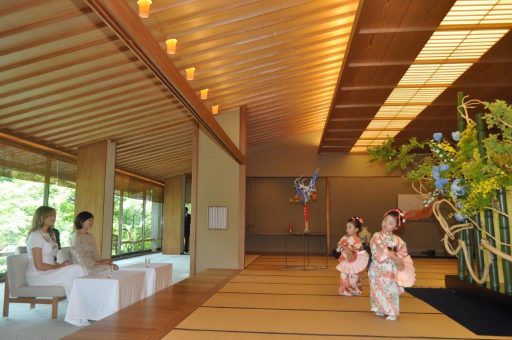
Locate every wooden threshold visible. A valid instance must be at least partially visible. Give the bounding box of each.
[63,268,239,340]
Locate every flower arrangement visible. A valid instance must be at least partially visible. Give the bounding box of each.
[368,97,512,286]
[289,169,319,233]
[368,98,512,220]
[289,168,319,205]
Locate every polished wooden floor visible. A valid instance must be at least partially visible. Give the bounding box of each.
[66,256,512,340]
[63,268,239,340]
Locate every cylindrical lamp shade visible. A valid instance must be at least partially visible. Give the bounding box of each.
[137,0,152,18]
[166,39,177,54]
[185,67,195,80]
[200,89,209,100]
[212,105,219,115]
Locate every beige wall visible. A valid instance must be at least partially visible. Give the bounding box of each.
[246,130,446,256]
[195,108,244,272]
[247,130,391,177]
[246,177,327,234]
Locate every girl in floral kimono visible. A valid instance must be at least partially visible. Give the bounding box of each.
[336,216,369,296]
[369,208,415,320]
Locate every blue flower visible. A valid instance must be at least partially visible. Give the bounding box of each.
[454,213,466,222]
[451,179,465,197]
[432,166,441,180]
[451,131,461,142]
[433,132,443,142]
[435,178,449,190]
[440,163,450,171]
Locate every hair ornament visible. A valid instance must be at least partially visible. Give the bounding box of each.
[351,216,364,224]
[383,208,406,227]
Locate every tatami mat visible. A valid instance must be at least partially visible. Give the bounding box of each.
[166,330,509,340]
[171,307,505,339]
[164,256,512,340]
[204,292,440,313]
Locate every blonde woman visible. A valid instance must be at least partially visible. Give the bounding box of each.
[26,206,87,299]
[70,211,118,274]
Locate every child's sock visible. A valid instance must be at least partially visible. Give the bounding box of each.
[386,315,397,321]
[375,312,385,317]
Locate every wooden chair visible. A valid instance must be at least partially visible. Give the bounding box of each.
[3,254,66,319]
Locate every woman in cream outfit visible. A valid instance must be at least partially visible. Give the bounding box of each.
[70,211,118,274]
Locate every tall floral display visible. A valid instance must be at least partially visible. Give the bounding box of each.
[290,169,319,233]
[368,94,512,295]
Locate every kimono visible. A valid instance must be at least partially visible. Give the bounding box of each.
[335,235,369,296]
[368,231,415,316]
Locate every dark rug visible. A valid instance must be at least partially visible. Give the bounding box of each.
[406,288,512,336]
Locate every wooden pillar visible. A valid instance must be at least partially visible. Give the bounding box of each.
[162,175,185,254]
[190,122,199,276]
[75,140,116,257]
[238,105,247,269]
[326,177,331,255]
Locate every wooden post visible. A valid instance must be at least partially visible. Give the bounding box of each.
[326,177,331,256]
[162,175,185,254]
[75,140,116,257]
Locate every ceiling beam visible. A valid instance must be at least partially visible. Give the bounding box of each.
[84,0,245,164]
[317,0,365,154]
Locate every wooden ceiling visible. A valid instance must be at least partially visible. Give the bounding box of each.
[0,0,194,181]
[2,0,511,182]
[132,0,360,146]
[319,0,512,152]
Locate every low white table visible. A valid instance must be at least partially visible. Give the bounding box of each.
[121,263,172,296]
[65,270,146,326]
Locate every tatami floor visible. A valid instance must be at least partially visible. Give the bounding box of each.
[164,255,512,340]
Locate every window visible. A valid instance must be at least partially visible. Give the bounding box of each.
[0,142,76,278]
[112,173,163,257]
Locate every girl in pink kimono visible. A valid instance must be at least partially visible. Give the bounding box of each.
[369,209,415,320]
[336,216,369,296]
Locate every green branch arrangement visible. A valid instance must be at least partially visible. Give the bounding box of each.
[368,98,512,219]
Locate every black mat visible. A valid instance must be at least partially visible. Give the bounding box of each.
[406,288,512,336]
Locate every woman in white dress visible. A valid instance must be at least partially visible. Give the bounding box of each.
[26,206,87,299]
[70,211,118,274]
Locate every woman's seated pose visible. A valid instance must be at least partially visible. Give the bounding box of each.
[26,206,87,298]
[70,211,119,274]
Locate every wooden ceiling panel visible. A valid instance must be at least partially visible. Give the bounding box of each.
[340,65,410,87]
[137,0,360,146]
[319,0,512,152]
[0,0,195,181]
[331,106,378,119]
[358,0,454,30]
[334,88,394,106]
